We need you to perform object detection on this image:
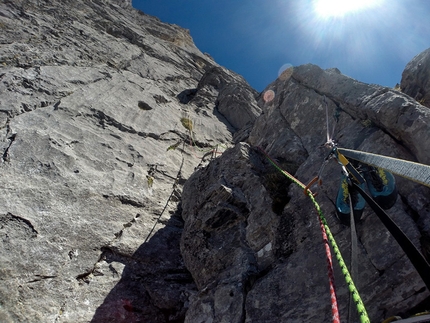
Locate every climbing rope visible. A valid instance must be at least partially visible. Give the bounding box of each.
[312,95,430,321]
[317,213,341,323]
[329,142,430,290]
[144,155,184,243]
[257,146,370,323]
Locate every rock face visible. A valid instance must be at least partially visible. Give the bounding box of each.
[0,1,259,322]
[181,63,430,322]
[401,47,430,108]
[1,1,430,323]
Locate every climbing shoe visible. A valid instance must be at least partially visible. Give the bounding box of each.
[362,165,397,210]
[335,174,366,225]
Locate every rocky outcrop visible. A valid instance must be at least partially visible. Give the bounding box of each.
[181,63,430,322]
[0,0,258,322]
[401,47,430,108]
[2,1,430,322]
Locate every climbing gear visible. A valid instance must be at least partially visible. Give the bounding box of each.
[335,174,366,225]
[304,145,366,196]
[362,165,397,210]
[335,164,398,225]
[257,146,370,323]
[257,95,430,322]
[257,96,430,322]
[320,135,430,291]
[317,112,430,290]
[338,148,430,188]
[348,192,360,323]
[314,97,430,320]
[331,147,366,184]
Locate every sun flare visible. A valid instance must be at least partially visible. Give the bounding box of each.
[313,0,381,18]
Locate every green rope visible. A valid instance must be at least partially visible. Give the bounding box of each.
[309,194,370,323]
[259,147,370,323]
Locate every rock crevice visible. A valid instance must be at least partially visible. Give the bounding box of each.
[1,0,430,322]
[0,0,260,321]
[181,59,430,322]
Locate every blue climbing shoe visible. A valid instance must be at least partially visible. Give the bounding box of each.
[362,166,397,210]
[336,174,366,225]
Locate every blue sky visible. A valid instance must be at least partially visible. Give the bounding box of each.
[132,0,430,92]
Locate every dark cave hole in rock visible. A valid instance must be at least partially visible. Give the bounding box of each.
[138,100,152,110]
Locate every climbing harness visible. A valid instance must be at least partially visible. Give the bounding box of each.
[257,146,370,323]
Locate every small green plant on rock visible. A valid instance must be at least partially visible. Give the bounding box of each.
[167,140,182,151]
[393,83,401,92]
[361,119,373,128]
[166,116,227,165]
[146,175,154,188]
[180,117,193,132]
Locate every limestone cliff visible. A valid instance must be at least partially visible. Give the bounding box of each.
[181,63,430,322]
[401,48,430,109]
[1,0,430,322]
[0,0,258,322]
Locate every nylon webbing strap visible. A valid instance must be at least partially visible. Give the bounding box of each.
[348,192,359,323]
[352,182,430,290]
[338,148,430,188]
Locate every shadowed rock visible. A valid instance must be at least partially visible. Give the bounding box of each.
[0,0,258,322]
[1,1,430,322]
[181,61,430,322]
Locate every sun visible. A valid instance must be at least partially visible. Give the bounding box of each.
[313,0,380,18]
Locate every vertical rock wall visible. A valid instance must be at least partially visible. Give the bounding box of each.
[1,1,429,322]
[401,47,430,108]
[181,64,430,322]
[0,1,259,322]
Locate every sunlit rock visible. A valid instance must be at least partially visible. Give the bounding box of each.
[401,47,430,108]
[1,1,429,323]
